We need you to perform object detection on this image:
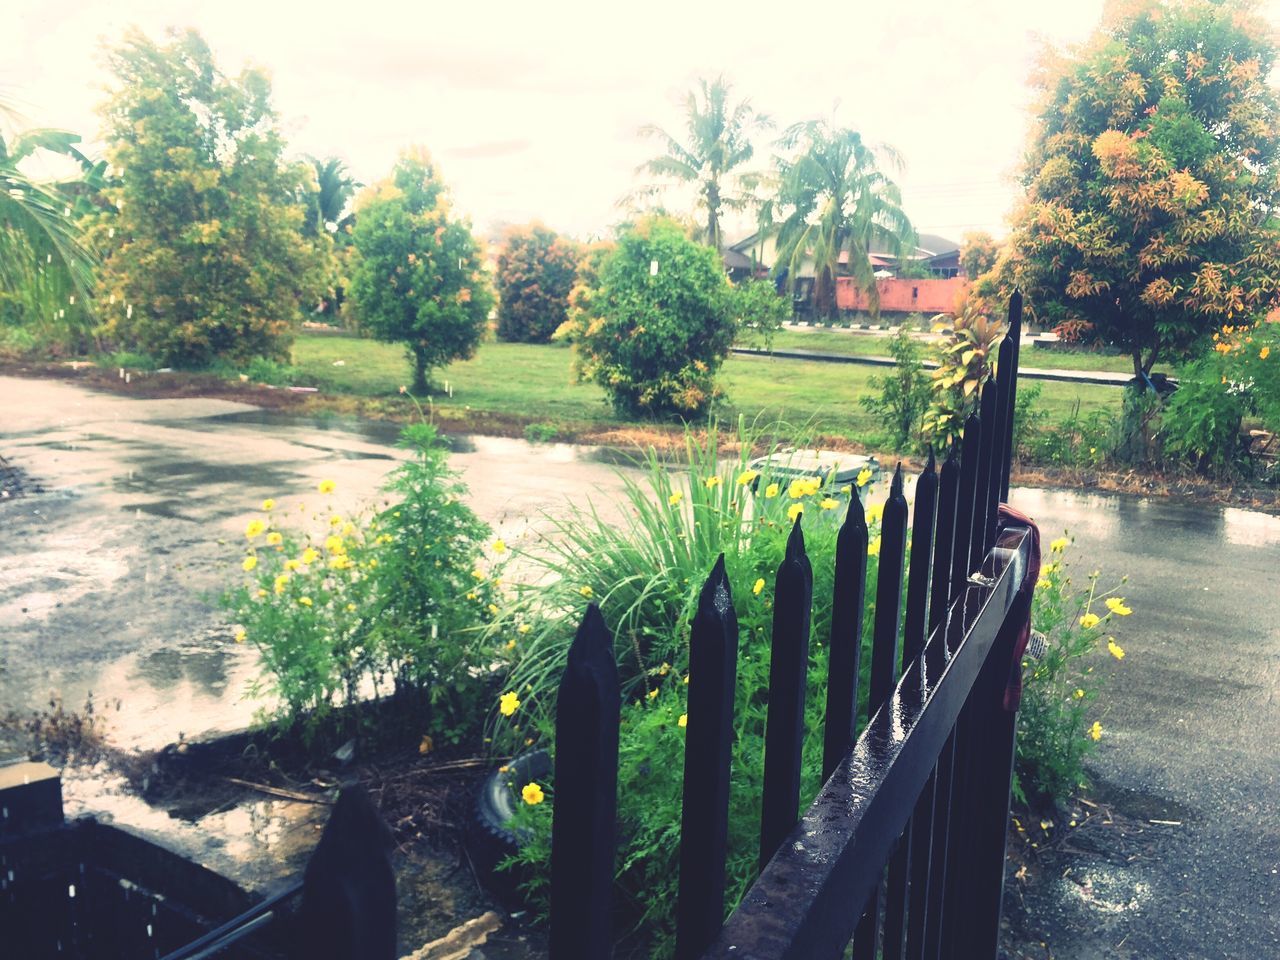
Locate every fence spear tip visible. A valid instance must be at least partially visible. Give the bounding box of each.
[891,462,904,499]
[925,446,936,472]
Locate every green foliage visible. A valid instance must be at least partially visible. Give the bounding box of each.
[767,120,914,320]
[729,278,789,351]
[560,217,736,418]
[349,149,494,394]
[860,328,932,452]
[0,105,105,355]
[1006,0,1280,377]
[631,76,771,250]
[523,422,560,443]
[224,423,501,747]
[1018,536,1133,804]
[496,223,580,343]
[95,28,329,367]
[1016,391,1115,469]
[921,306,1006,448]
[959,230,999,280]
[488,425,883,954]
[1160,361,1248,474]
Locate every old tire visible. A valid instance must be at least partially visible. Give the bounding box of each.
[466,749,551,908]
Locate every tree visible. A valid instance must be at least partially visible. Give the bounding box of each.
[348,148,493,394]
[304,156,359,242]
[95,29,328,367]
[959,230,999,280]
[769,120,915,321]
[559,217,734,418]
[496,223,580,343]
[0,102,105,352]
[633,77,771,250]
[1006,0,1280,379]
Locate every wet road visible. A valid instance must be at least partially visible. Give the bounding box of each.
[1,376,1278,957]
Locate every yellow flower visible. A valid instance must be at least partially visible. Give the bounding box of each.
[329,515,342,528]
[856,467,873,487]
[1107,638,1126,660]
[736,469,759,486]
[242,555,258,572]
[273,574,289,594]
[492,539,507,554]
[472,568,486,581]
[324,535,345,554]
[1036,578,1052,590]
[505,639,516,651]
[342,522,355,537]
[256,588,267,598]
[1073,688,1085,699]
[658,662,671,676]
[298,596,313,607]
[266,532,283,546]
[867,503,884,524]
[301,547,319,565]
[787,502,804,522]
[1104,597,1132,616]
[868,535,882,558]
[521,782,544,805]
[330,554,352,570]
[753,578,765,596]
[668,490,684,506]
[517,623,532,635]
[1050,536,1069,553]
[705,476,722,489]
[579,585,593,598]
[346,603,357,613]
[261,498,276,511]
[764,483,779,499]
[787,478,807,499]
[647,688,659,700]
[244,519,266,539]
[234,629,247,644]
[284,559,301,572]
[1262,346,1271,360]
[466,592,477,601]
[677,714,688,728]
[488,603,499,616]
[1080,613,1101,629]
[318,479,336,494]
[820,497,838,510]
[1089,721,1103,741]
[499,691,521,716]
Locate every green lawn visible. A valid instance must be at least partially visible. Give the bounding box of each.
[762,327,1145,375]
[291,332,1122,442]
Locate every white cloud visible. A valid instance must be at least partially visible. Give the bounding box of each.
[5,0,1278,241]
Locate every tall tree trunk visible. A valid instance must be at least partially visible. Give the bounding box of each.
[412,348,429,396]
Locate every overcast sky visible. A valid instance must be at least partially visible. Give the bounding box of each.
[6,1,1280,243]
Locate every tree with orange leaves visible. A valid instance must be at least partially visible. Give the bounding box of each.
[1005,0,1280,379]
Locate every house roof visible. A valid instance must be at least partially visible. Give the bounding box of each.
[722,247,755,270]
[730,231,960,264]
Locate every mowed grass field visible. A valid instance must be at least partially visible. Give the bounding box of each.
[292,332,1122,443]
[766,327,1145,375]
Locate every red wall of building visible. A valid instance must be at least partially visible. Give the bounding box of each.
[836,277,969,314]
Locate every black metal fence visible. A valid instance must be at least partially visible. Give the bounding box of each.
[549,294,1035,960]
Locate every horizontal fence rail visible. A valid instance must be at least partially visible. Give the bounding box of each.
[547,293,1032,960]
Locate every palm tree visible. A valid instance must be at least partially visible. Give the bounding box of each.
[633,76,771,250]
[305,155,359,241]
[769,120,915,320]
[0,103,100,306]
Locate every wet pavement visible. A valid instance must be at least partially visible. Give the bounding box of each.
[2,375,1279,957]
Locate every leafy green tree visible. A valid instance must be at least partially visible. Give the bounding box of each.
[633,77,771,250]
[731,277,790,351]
[0,99,106,352]
[95,28,328,367]
[769,120,915,320]
[861,328,933,452]
[349,148,494,394]
[496,223,580,343]
[560,217,734,417]
[1006,0,1280,378]
[304,155,359,242]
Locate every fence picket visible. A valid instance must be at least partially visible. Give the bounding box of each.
[823,488,870,779]
[675,556,741,960]
[928,446,960,637]
[550,604,621,960]
[759,518,814,871]
[951,413,982,599]
[970,384,999,571]
[1000,292,1023,502]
